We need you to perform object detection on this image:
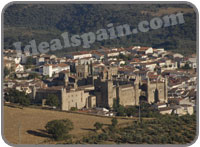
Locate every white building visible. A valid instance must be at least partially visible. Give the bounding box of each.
[159,107,173,115]
[172,105,194,116]
[188,57,197,69]
[14,57,21,64]
[36,57,45,65]
[106,51,120,57]
[156,48,165,54]
[153,103,167,109]
[15,64,24,73]
[159,60,177,70]
[138,47,153,54]
[43,63,70,77]
[145,63,157,71]
[173,53,183,58]
[67,51,92,59]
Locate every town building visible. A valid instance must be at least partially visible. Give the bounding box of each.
[43,63,70,77]
[33,86,96,111]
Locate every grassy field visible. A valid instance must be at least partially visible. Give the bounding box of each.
[3,106,134,145]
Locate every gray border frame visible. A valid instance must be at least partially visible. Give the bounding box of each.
[1,1,199,147]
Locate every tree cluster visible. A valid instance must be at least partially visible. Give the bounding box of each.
[80,114,196,144]
[45,119,74,141]
[4,89,31,106]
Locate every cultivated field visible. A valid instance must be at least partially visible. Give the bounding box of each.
[3,106,133,145]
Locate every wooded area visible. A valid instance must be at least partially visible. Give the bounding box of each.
[4,4,196,55]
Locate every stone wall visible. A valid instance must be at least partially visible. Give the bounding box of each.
[61,89,89,111]
[117,85,136,106]
[147,79,168,103]
[35,87,95,111]
[76,64,89,78]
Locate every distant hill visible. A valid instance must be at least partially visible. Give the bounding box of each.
[3,3,197,55]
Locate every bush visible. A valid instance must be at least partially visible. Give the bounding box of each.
[26,56,35,65]
[108,125,115,132]
[45,119,73,141]
[116,105,126,116]
[4,67,10,77]
[111,118,118,127]
[98,133,108,141]
[70,107,78,111]
[94,122,103,131]
[28,73,39,79]
[125,107,138,117]
[45,94,60,107]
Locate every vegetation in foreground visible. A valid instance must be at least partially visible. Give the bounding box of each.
[80,114,196,144]
[45,119,73,141]
[45,114,196,144]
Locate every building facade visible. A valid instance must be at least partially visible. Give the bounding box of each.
[33,86,96,111]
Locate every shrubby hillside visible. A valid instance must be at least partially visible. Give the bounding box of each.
[3,3,196,55]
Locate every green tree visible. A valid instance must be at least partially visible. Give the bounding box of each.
[28,73,39,79]
[182,62,192,69]
[116,105,126,116]
[94,122,103,131]
[45,94,59,107]
[126,107,138,117]
[98,133,108,141]
[113,98,119,111]
[70,107,77,111]
[26,56,35,65]
[45,119,74,141]
[18,95,31,106]
[4,67,10,77]
[25,56,35,69]
[111,118,118,127]
[4,89,30,106]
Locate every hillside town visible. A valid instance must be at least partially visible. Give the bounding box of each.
[3,46,197,116]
